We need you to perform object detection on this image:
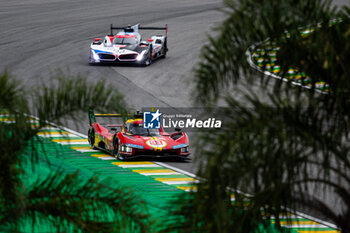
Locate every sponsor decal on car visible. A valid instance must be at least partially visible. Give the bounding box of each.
[126,143,144,149]
[146,138,167,149]
[172,143,187,149]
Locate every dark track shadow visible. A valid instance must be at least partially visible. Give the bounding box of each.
[88,58,164,67]
[95,148,191,163]
[89,63,143,67]
[130,156,192,163]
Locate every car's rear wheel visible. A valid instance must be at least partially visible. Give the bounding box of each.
[162,39,167,58]
[88,129,97,149]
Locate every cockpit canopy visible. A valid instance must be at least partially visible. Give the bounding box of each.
[113,32,140,45]
[114,35,137,45]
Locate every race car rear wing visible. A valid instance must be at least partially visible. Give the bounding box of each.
[110,24,168,36]
[89,109,142,125]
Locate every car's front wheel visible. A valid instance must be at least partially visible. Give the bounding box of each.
[112,137,125,160]
[142,47,153,66]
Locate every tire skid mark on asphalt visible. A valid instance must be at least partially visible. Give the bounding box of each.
[0,112,339,232]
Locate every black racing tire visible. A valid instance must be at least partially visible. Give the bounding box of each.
[88,129,97,149]
[112,136,119,158]
[162,39,167,58]
[88,56,97,66]
[142,46,153,66]
[112,136,125,160]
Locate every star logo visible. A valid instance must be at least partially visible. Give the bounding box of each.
[143,109,162,129]
[150,109,162,122]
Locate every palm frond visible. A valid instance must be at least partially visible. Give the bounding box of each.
[0,70,154,232]
[18,172,151,233]
[33,71,128,126]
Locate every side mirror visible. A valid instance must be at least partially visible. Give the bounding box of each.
[175,128,181,132]
[94,38,101,42]
[147,39,154,42]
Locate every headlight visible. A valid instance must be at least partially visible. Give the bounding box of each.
[136,50,147,61]
[122,145,132,153]
[181,147,189,153]
[126,146,132,153]
[91,50,100,62]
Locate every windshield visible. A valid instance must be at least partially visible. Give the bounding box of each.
[114,37,137,45]
[129,124,160,136]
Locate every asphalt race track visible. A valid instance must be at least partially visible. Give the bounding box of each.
[0,0,224,110]
[0,0,348,221]
[0,0,227,173]
[0,0,264,193]
[1,0,348,173]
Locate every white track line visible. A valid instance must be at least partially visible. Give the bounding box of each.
[98,157,117,160]
[39,134,80,138]
[154,162,199,179]
[163,180,199,185]
[281,224,329,228]
[57,141,90,145]
[141,172,180,176]
[77,149,97,153]
[119,164,161,168]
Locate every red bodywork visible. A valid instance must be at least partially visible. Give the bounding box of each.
[89,118,190,159]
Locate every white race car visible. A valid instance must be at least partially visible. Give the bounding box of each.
[89,24,168,66]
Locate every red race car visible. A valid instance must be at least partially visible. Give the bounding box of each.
[88,110,190,160]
